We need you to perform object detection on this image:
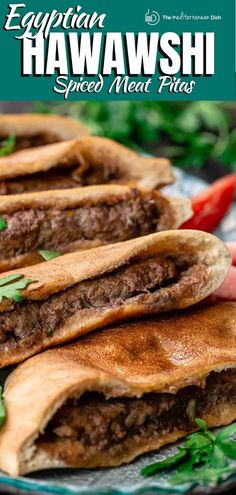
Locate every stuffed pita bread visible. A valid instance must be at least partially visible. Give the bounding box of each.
[0,137,174,194]
[0,185,192,271]
[0,113,88,151]
[0,230,230,367]
[0,302,235,475]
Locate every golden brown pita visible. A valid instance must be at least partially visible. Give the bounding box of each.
[0,185,192,271]
[0,113,89,150]
[0,230,230,367]
[0,136,174,194]
[0,302,235,475]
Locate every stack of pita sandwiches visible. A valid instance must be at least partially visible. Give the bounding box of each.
[0,114,234,478]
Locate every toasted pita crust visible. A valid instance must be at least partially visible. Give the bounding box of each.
[0,185,192,271]
[0,114,88,143]
[0,231,231,367]
[0,136,174,189]
[0,302,236,475]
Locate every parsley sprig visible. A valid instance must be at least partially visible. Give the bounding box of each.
[39,101,236,172]
[38,249,61,261]
[0,217,7,232]
[0,386,5,427]
[0,274,35,303]
[141,419,236,485]
[0,134,15,157]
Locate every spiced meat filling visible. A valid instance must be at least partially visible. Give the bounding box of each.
[0,168,82,195]
[0,256,179,348]
[0,163,122,195]
[36,369,236,466]
[0,192,167,259]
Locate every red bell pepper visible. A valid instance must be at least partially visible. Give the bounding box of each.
[181,174,236,232]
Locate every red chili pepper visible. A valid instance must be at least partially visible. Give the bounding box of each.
[180,174,236,232]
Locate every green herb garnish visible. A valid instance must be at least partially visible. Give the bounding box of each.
[0,134,15,157]
[0,386,5,427]
[141,419,236,485]
[0,217,7,232]
[142,448,187,477]
[37,101,236,172]
[38,249,61,261]
[0,274,35,303]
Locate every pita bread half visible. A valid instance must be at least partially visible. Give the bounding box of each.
[0,302,235,475]
[0,230,231,367]
[0,136,174,192]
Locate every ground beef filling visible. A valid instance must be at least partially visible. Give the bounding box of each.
[14,134,60,151]
[0,163,122,195]
[0,192,162,259]
[36,369,236,466]
[0,257,178,347]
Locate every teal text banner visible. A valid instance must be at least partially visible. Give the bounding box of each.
[0,0,235,100]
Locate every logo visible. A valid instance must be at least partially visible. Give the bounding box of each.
[145,9,160,25]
